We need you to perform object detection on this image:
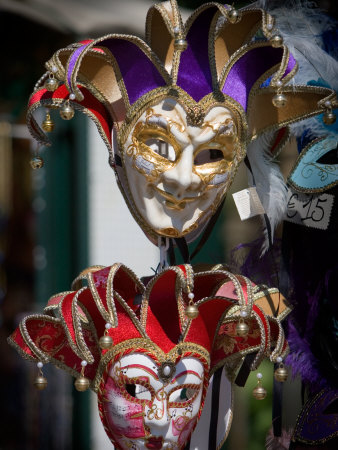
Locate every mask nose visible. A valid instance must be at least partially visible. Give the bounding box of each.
[162,145,202,199]
[144,395,171,436]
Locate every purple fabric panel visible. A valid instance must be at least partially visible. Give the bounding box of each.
[222,46,283,110]
[102,39,167,104]
[177,7,217,101]
[283,51,296,78]
[67,45,88,90]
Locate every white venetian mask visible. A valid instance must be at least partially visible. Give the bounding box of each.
[120,99,241,240]
[98,353,205,449]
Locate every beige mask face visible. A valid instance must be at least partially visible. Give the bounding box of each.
[122,99,241,239]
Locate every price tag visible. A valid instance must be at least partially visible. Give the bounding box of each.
[284,189,334,230]
[232,187,265,221]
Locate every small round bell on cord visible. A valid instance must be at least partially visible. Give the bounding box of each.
[174,38,188,51]
[74,361,90,392]
[44,75,58,92]
[42,111,55,133]
[185,292,198,319]
[323,110,336,125]
[34,362,48,390]
[272,92,287,108]
[227,7,241,24]
[270,34,283,48]
[60,100,75,120]
[99,323,113,350]
[236,310,249,337]
[30,155,44,170]
[252,372,267,400]
[274,357,288,382]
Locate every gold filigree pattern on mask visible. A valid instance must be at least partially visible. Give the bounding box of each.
[127,107,240,188]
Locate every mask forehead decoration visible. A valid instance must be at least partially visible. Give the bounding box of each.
[25,0,336,244]
[9,263,290,449]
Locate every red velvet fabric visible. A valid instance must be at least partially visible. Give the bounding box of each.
[29,84,113,146]
[145,270,182,352]
[9,265,287,383]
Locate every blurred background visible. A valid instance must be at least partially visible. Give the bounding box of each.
[0,0,335,449]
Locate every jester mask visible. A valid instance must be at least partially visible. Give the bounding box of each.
[9,264,290,449]
[27,0,335,244]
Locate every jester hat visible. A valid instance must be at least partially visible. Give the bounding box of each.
[26,0,336,244]
[9,263,290,448]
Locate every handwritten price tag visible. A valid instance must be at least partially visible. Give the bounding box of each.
[285,189,334,230]
[232,187,265,221]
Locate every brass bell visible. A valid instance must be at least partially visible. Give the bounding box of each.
[42,112,55,132]
[34,375,48,390]
[185,303,199,319]
[236,319,249,337]
[323,110,336,125]
[272,93,287,108]
[227,8,240,24]
[44,77,58,92]
[60,102,75,120]
[99,334,113,350]
[274,365,288,382]
[174,38,187,51]
[252,383,267,400]
[270,34,283,48]
[30,156,44,170]
[74,375,90,392]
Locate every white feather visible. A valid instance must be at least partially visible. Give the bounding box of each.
[255,0,338,137]
[246,132,288,254]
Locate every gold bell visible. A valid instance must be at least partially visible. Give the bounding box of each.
[185,292,198,319]
[34,362,47,390]
[74,375,90,392]
[44,77,58,92]
[253,373,267,400]
[270,34,283,48]
[253,383,267,400]
[323,110,336,125]
[30,155,44,170]
[227,8,240,24]
[272,93,287,108]
[274,365,288,382]
[75,360,90,391]
[185,292,198,320]
[99,334,113,350]
[60,101,75,120]
[34,375,48,390]
[236,319,249,337]
[185,303,199,319]
[174,38,188,51]
[42,112,55,132]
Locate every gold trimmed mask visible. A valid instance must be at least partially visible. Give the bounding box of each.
[26,0,337,243]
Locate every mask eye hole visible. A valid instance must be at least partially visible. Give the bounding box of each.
[317,146,338,164]
[169,386,199,404]
[145,138,176,161]
[194,149,224,165]
[180,387,194,401]
[125,383,152,401]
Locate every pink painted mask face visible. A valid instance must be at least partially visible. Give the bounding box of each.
[98,353,205,450]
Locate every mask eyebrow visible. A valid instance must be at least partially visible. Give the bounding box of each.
[146,114,169,131]
[171,370,203,383]
[120,364,159,380]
